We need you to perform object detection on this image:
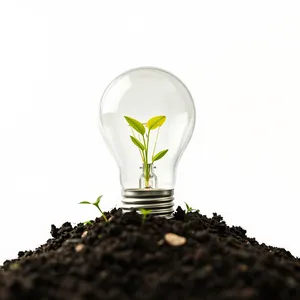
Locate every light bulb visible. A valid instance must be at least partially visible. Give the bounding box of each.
[100,67,196,217]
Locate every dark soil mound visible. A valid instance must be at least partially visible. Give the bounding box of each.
[1,207,300,300]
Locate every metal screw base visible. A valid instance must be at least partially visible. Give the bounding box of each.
[122,188,174,218]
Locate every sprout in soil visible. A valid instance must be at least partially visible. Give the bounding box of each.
[124,115,168,189]
[83,220,93,226]
[140,208,152,225]
[9,262,20,271]
[184,202,200,213]
[79,195,108,223]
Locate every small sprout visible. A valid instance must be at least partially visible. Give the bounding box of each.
[164,233,187,246]
[184,202,200,214]
[9,262,20,271]
[75,244,85,252]
[79,195,108,223]
[139,208,152,225]
[83,220,93,226]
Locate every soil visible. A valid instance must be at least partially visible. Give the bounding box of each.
[1,207,300,300]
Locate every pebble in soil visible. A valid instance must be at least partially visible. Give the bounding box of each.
[1,207,300,300]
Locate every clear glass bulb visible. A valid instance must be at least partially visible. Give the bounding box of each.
[100,67,196,216]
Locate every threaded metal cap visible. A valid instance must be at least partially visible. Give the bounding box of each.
[122,189,174,217]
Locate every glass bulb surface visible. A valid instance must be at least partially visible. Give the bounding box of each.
[100,67,196,215]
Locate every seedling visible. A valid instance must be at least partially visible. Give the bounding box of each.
[184,202,200,213]
[83,220,93,226]
[140,208,152,225]
[79,195,108,223]
[9,262,20,271]
[124,115,168,188]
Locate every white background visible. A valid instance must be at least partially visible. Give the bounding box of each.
[0,1,300,264]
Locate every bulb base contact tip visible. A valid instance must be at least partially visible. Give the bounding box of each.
[122,189,174,218]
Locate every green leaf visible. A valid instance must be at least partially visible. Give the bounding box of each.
[9,263,20,270]
[152,149,168,162]
[79,201,92,204]
[140,208,151,225]
[140,208,151,215]
[184,202,191,211]
[94,195,103,206]
[184,202,199,213]
[130,135,145,151]
[84,220,93,225]
[146,116,166,130]
[124,116,145,135]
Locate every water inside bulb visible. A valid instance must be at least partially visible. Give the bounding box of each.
[139,163,157,189]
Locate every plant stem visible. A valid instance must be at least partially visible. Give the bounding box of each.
[152,126,160,162]
[142,132,151,188]
[146,129,151,187]
[146,129,150,163]
[96,205,108,222]
[132,128,144,162]
[142,134,147,164]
